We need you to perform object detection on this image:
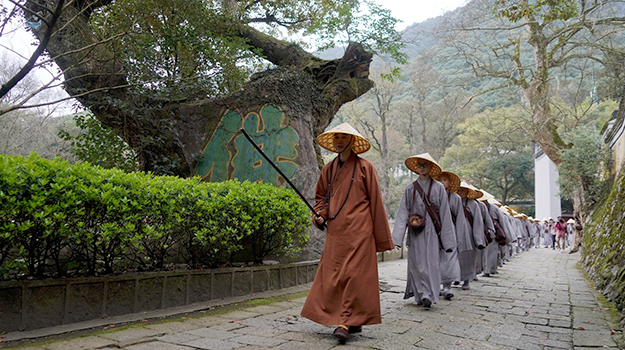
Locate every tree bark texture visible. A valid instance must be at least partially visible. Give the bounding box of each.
[569,178,586,253]
[25,0,374,259]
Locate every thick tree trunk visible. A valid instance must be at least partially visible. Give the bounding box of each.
[523,15,568,166]
[25,0,375,259]
[381,114,390,215]
[569,179,586,253]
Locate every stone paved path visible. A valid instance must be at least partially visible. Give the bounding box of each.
[5,248,623,349]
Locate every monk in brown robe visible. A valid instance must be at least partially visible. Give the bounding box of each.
[300,123,394,344]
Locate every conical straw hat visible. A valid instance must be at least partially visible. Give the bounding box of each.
[567,218,575,224]
[487,198,501,206]
[476,189,495,202]
[316,122,371,154]
[501,206,514,215]
[472,187,484,201]
[434,171,460,193]
[458,181,479,199]
[405,153,442,177]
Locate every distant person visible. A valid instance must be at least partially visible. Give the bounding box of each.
[456,182,486,290]
[541,219,551,248]
[478,192,506,277]
[435,171,470,300]
[555,217,567,250]
[301,123,394,344]
[566,219,575,248]
[392,153,457,308]
[548,218,556,250]
[475,190,495,277]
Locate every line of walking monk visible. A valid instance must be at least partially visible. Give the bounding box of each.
[298,123,541,344]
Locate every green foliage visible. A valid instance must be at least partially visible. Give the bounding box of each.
[296,0,407,66]
[494,0,579,22]
[0,154,310,278]
[597,51,625,101]
[441,106,535,204]
[88,0,407,96]
[92,0,256,99]
[58,113,139,173]
[193,180,309,266]
[557,125,612,210]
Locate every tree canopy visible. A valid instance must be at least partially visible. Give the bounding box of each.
[1,0,407,178]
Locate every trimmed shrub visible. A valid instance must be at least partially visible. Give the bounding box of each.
[0,154,310,279]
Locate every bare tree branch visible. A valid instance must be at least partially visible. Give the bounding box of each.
[0,0,65,99]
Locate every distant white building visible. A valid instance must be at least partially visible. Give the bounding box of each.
[534,144,561,220]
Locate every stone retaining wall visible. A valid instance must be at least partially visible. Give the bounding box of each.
[581,168,625,327]
[0,248,403,333]
[0,261,319,332]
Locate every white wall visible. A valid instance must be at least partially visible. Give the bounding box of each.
[534,152,561,220]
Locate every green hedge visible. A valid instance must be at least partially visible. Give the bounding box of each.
[0,154,310,279]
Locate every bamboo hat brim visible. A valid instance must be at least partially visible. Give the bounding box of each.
[459,181,479,199]
[405,153,442,177]
[434,171,460,193]
[473,188,484,200]
[476,189,495,202]
[487,198,501,206]
[501,206,515,215]
[316,122,371,154]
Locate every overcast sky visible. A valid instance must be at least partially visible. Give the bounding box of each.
[380,0,467,30]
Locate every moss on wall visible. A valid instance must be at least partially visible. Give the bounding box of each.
[581,169,625,327]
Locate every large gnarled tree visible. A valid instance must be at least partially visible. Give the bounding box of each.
[2,0,404,258]
[5,0,404,177]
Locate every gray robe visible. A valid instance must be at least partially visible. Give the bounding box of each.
[541,222,552,247]
[392,177,457,303]
[497,209,515,244]
[457,198,485,281]
[476,201,495,275]
[499,213,512,258]
[439,192,468,284]
[525,221,537,248]
[483,202,502,275]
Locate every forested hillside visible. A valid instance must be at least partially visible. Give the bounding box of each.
[335,0,624,217]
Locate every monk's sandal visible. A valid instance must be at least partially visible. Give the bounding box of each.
[334,327,349,343]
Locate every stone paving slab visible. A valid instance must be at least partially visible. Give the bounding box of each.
[573,329,618,347]
[96,327,163,342]
[143,320,202,333]
[3,248,624,350]
[123,341,194,350]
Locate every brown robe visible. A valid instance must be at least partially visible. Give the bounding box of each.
[301,152,393,326]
